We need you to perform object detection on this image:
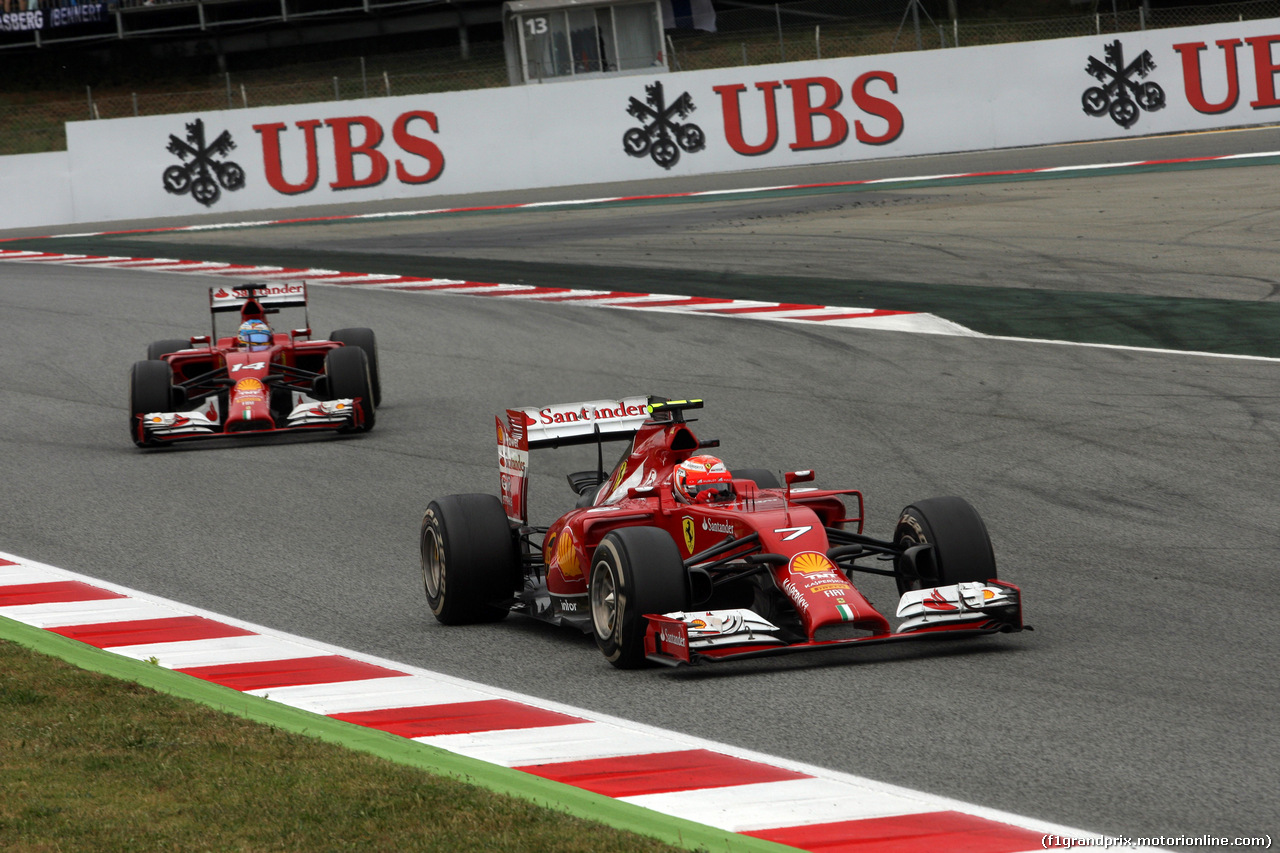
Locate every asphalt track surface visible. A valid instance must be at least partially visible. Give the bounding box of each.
[2,130,1278,851]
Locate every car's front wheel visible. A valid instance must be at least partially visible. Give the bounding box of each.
[590,527,690,669]
[146,339,190,360]
[323,346,375,431]
[892,496,997,595]
[420,494,520,625]
[129,360,175,448]
[330,327,381,407]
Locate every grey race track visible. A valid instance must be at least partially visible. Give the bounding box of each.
[2,131,1278,851]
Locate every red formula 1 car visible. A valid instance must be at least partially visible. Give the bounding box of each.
[420,396,1026,668]
[129,282,379,447]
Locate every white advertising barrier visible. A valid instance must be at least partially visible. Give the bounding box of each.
[0,151,73,228]
[4,16,1279,230]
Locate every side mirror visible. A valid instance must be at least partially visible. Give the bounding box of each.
[189,335,211,348]
[785,470,815,499]
[291,328,311,340]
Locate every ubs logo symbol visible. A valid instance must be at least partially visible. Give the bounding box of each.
[623,81,705,169]
[163,118,245,207]
[1082,39,1166,128]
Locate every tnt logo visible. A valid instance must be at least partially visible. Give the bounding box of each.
[1082,39,1166,128]
[623,81,705,169]
[163,118,245,207]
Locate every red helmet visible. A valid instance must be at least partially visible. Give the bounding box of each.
[673,455,733,503]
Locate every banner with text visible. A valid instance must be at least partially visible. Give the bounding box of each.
[12,16,1277,227]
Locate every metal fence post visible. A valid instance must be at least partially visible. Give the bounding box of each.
[132,92,138,116]
[815,25,820,60]
[775,4,784,62]
[333,77,340,100]
[86,85,93,119]
[361,56,368,99]
[741,43,747,66]
[225,73,232,109]
[384,70,391,97]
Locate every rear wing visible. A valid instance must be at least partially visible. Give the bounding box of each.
[209,282,310,339]
[498,396,651,524]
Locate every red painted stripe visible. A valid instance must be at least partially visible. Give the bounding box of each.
[0,558,17,567]
[48,616,256,648]
[626,296,737,308]
[488,285,574,297]
[322,275,432,286]
[0,581,126,606]
[177,654,407,690]
[332,699,586,737]
[810,309,915,322]
[530,290,648,302]
[703,302,822,315]
[208,264,285,275]
[390,281,501,292]
[515,749,811,797]
[746,810,1047,853]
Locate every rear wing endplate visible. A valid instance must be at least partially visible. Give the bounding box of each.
[497,395,651,524]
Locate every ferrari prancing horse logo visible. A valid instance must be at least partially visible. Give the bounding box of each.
[682,517,696,554]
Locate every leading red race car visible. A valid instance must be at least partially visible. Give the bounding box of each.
[420,396,1026,668]
[129,282,379,447]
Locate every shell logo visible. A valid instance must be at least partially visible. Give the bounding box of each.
[234,378,265,393]
[789,551,837,575]
[557,529,582,579]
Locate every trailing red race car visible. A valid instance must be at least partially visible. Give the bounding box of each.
[129,282,380,447]
[420,396,1026,668]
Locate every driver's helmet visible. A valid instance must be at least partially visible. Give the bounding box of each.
[238,320,273,351]
[673,455,734,504]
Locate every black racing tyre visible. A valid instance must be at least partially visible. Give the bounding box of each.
[129,360,175,447]
[590,527,690,669]
[731,468,781,489]
[329,327,381,406]
[146,339,190,360]
[420,494,520,625]
[892,496,997,596]
[323,345,375,431]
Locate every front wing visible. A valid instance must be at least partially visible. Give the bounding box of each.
[644,581,1026,666]
[135,395,367,444]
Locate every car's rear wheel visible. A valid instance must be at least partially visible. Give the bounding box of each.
[129,360,175,448]
[893,497,997,595]
[420,494,520,625]
[146,339,190,360]
[323,346,375,431]
[590,527,690,669]
[330,327,381,407]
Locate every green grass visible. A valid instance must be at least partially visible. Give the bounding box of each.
[0,638,695,853]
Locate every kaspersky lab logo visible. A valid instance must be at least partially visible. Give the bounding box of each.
[623,81,705,169]
[1082,39,1166,129]
[163,118,246,207]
